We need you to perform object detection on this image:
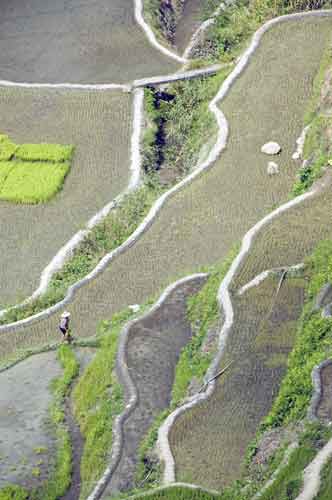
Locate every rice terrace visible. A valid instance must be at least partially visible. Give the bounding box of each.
[3,1,332,500]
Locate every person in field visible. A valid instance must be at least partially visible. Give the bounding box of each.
[59,311,71,342]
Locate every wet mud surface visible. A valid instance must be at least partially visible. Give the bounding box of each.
[317,363,332,423]
[0,0,177,83]
[104,276,207,496]
[0,351,61,489]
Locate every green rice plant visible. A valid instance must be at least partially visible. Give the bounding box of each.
[0,161,70,204]
[73,311,130,499]
[0,135,17,161]
[16,144,74,162]
[0,162,15,190]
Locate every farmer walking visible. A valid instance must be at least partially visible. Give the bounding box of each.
[59,311,72,343]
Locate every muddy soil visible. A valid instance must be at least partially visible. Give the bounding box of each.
[317,363,332,423]
[104,275,207,496]
[0,0,177,83]
[0,351,61,489]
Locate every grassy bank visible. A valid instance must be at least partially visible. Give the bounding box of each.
[0,186,158,326]
[262,240,332,429]
[73,313,128,499]
[292,42,332,196]
[192,0,332,62]
[316,455,332,499]
[34,345,79,500]
[143,0,184,46]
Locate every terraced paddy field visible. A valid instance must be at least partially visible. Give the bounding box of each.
[0,17,329,366]
[168,181,332,489]
[170,273,306,488]
[0,87,132,306]
[0,351,61,489]
[0,0,178,83]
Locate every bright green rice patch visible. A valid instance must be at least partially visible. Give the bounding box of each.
[0,161,70,204]
[16,143,74,162]
[0,162,15,189]
[0,135,17,161]
[0,133,74,204]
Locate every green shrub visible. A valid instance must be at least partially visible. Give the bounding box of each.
[0,485,29,500]
[15,144,74,162]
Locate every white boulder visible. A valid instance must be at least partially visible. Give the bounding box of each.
[261,141,281,155]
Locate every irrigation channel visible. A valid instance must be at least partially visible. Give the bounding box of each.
[1,6,332,500]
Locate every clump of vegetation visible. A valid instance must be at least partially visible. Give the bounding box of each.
[0,133,74,204]
[142,72,227,187]
[262,239,332,429]
[73,311,131,499]
[192,0,331,62]
[143,0,184,46]
[171,246,239,405]
[315,455,332,499]
[0,485,29,500]
[292,43,332,196]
